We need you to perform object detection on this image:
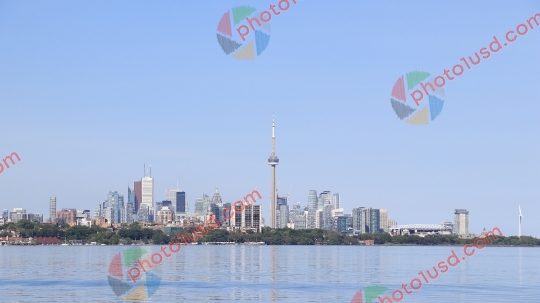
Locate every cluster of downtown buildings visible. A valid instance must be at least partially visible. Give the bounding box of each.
[1,117,471,238]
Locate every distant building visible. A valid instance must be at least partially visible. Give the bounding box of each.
[231,204,262,232]
[379,209,389,232]
[156,207,174,225]
[390,223,453,237]
[370,209,380,233]
[307,190,318,210]
[49,197,56,223]
[133,181,142,213]
[332,193,340,209]
[56,208,77,225]
[9,208,43,223]
[454,209,469,238]
[306,209,317,229]
[388,218,397,229]
[141,176,154,216]
[166,189,186,215]
[352,207,381,233]
[277,204,289,228]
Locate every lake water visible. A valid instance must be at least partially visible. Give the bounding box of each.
[0,245,538,302]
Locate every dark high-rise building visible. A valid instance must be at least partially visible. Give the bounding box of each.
[134,181,142,213]
[176,191,186,213]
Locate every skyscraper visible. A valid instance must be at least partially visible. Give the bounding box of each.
[454,209,469,238]
[134,181,142,213]
[318,191,331,210]
[268,114,279,228]
[49,197,56,223]
[332,193,340,209]
[307,190,318,210]
[379,209,389,232]
[141,175,154,215]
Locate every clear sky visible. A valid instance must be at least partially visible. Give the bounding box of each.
[1,1,538,236]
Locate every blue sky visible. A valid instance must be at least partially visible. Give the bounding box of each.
[0,1,539,236]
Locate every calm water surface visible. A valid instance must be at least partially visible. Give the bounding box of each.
[0,245,538,302]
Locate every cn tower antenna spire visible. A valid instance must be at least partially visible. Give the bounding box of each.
[268,113,279,229]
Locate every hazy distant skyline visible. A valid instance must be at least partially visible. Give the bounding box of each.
[1,1,538,237]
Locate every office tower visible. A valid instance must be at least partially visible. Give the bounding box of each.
[231,204,262,232]
[323,204,334,230]
[336,216,347,233]
[136,205,150,223]
[306,209,317,229]
[454,209,469,238]
[128,187,136,220]
[125,198,134,224]
[166,189,185,213]
[307,190,318,210]
[388,218,397,229]
[103,191,124,224]
[156,207,174,225]
[141,176,154,213]
[370,208,380,233]
[49,197,56,223]
[195,196,204,215]
[56,208,77,225]
[353,207,378,233]
[2,209,8,222]
[294,211,307,229]
[211,187,223,207]
[332,193,340,209]
[202,194,211,217]
[134,181,142,213]
[10,208,27,223]
[379,209,389,232]
[268,114,279,228]
[318,191,331,210]
[277,204,289,228]
[315,209,323,228]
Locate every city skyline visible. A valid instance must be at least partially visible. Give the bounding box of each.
[1,4,538,237]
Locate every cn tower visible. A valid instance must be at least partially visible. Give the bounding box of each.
[268,113,279,228]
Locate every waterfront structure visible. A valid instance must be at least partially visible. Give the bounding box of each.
[454,209,469,238]
[390,223,453,237]
[49,197,56,223]
[268,114,279,228]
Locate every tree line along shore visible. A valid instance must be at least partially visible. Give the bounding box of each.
[1,220,539,246]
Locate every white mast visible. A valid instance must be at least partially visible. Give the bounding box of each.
[518,205,523,238]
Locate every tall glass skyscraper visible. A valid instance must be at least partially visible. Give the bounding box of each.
[308,190,318,210]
